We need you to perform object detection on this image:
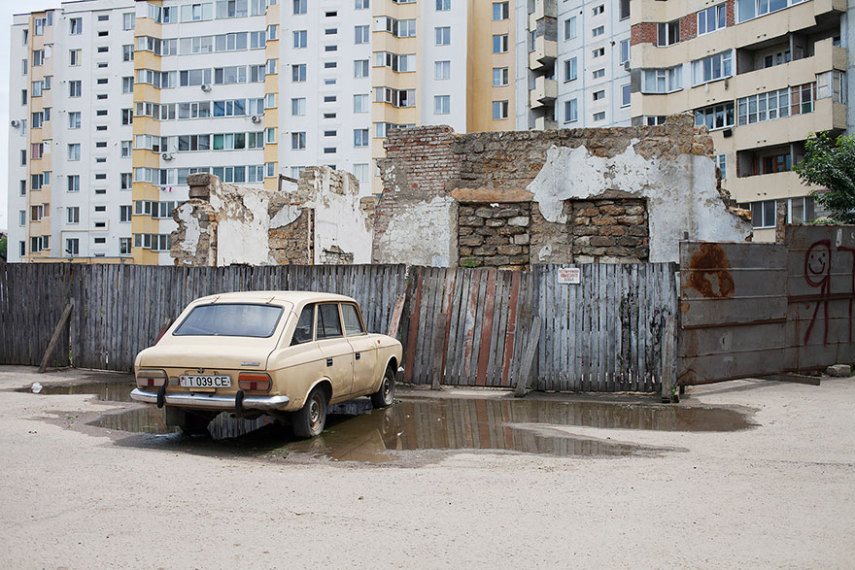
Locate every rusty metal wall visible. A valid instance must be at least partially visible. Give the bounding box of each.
[678,225,855,385]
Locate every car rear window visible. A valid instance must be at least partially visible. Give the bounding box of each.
[173,303,284,338]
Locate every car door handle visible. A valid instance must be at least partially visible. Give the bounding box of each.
[326,358,333,367]
[355,352,361,360]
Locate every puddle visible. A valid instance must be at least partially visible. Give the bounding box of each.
[96,395,753,463]
[22,375,755,463]
[17,379,136,402]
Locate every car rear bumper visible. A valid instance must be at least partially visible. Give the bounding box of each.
[130,388,290,411]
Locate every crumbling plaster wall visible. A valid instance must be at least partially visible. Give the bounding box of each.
[171,168,374,266]
[376,115,750,266]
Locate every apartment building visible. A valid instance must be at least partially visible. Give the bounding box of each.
[8,0,137,263]
[8,0,524,264]
[536,0,848,240]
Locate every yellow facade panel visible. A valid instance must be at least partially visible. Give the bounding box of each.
[134,51,162,72]
[135,18,162,38]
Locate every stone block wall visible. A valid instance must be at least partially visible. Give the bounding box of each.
[569,199,648,262]
[268,208,313,265]
[458,202,532,269]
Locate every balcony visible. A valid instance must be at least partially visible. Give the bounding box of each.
[731,98,846,151]
[529,76,557,108]
[528,0,556,29]
[528,36,557,71]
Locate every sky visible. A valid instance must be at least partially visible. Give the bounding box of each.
[0,0,65,232]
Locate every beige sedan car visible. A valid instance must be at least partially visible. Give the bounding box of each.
[130,291,402,438]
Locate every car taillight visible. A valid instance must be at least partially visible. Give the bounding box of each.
[137,369,167,388]
[238,373,271,392]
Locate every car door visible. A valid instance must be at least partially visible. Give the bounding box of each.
[315,302,354,400]
[342,302,379,395]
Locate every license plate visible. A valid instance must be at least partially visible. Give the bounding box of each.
[179,375,231,388]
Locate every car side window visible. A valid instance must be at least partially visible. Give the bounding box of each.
[341,304,365,336]
[291,304,315,345]
[316,303,343,339]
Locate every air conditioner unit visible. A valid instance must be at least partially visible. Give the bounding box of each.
[623,61,631,71]
[10,120,20,128]
[200,84,212,92]
[251,115,262,123]
[161,152,174,161]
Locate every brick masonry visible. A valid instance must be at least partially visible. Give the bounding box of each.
[458,202,532,269]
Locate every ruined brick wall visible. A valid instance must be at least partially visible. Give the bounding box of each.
[458,203,531,269]
[376,114,750,266]
[268,208,313,265]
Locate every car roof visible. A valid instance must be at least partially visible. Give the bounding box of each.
[191,291,357,306]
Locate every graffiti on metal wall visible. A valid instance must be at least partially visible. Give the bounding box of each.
[803,239,855,345]
[687,243,735,299]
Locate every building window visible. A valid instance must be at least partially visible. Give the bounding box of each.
[436,26,451,46]
[620,39,630,64]
[593,90,605,101]
[354,128,369,147]
[736,0,803,23]
[593,4,605,15]
[493,2,509,20]
[122,76,134,94]
[592,47,605,58]
[123,12,135,30]
[292,64,306,82]
[294,30,307,48]
[121,140,132,157]
[70,17,83,34]
[122,109,133,125]
[68,175,80,192]
[694,102,735,130]
[641,66,683,93]
[436,0,451,10]
[692,51,733,86]
[593,111,606,121]
[737,84,815,125]
[749,200,777,228]
[592,25,605,37]
[492,100,508,120]
[715,154,727,180]
[621,84,631,107]
[593,68,605,79]
[354,59,369,78]
[565,17,577,40]
[434,95,450,114]
[355,25,370,44]
[32,50,44,67]
[120,205,132,222]
[435,60,451,80]
[356,0,370,9]
[66,238,79,256]
[291,97,306,116]
[657,21,680,46]
[564,99,578,123]
[492,67,509,87]
[293,0,307,14]
[292,132,306,149]
[620,0,630,19]
[69,81,82,97]
[353,94,369,113]
[564,58,577,81]
[698,4,726,35]
[492,34,508,53]
[68,144,81,161]
[122,45,134,61]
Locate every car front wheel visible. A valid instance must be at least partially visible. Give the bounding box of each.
[292,386,328,438]
[370,366,396,408]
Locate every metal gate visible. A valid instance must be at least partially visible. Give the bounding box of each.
[678,225,855,385]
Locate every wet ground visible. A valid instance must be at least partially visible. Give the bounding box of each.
[17,374,756,465]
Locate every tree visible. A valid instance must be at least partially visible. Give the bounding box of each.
[0,236,6,260]
[794,132,855,223]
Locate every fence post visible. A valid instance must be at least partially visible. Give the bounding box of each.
[660,312,677,402]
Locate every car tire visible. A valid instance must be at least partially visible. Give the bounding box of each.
[370,366,396,408]
[165,407,213,436]
[293,386,328,438]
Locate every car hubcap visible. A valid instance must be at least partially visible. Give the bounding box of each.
[310,397,321,428]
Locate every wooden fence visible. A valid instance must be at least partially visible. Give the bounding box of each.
[401,264,678,392]
[0,262,678,393]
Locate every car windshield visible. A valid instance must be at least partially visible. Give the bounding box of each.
[173,303,284,338]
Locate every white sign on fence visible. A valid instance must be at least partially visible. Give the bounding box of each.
[557,267,581,284]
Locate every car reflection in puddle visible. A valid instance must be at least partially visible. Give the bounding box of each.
[19,377,755,463]
[93,393,755,464]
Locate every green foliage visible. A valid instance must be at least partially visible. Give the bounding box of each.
[0,236,6,259]
[459,256,479,268]
[794,132,855,223]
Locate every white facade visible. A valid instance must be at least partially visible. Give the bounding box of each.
[555,0,631,128]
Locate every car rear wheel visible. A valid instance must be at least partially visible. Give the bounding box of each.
[293,386,328,438]
[370,366,396,408]
[165,407,214,436]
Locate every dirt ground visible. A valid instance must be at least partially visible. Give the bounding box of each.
[0,365,853,569]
